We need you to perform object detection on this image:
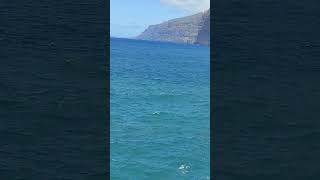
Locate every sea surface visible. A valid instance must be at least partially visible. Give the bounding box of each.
[1,1,108,179]
[110,38,210,179]
[212,1,320,179]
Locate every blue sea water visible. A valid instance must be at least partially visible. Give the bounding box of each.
[1,1,108,179]
[110,38,210,179]
[212,1,320,179]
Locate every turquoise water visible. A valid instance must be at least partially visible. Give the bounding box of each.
[111,38,210,179]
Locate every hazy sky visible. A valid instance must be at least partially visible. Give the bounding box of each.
[111,0,210,38]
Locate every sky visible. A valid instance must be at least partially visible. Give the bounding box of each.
[110,0,210,38]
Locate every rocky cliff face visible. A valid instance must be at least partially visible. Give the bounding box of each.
[137,9,210,45]
[195,10,210,45]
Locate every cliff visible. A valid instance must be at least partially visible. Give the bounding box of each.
[195,10,210,45]
[136,9,210,45]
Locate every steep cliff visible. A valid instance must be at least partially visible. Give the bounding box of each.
[195,10,210,45]
[137,9,210,45]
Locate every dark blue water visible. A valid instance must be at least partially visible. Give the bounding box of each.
[212,1,320,179]
[1,1,108,179]
[111,38,210,179]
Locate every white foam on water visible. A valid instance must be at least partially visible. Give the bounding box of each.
[152,111,161,115]
[178,164,191,174]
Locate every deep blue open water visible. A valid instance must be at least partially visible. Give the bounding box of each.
[111,38,210,179]
[212,1,320,179]
[1,1,108,179]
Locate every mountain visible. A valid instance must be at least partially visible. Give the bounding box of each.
[136,9,210,45]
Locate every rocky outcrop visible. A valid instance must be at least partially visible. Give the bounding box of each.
[195,10,210,45]
[136,9,210,45]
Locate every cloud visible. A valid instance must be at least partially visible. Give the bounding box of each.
[160,0,210,13]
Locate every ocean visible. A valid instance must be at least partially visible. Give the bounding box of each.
[1,1,108,179]
[212,1,320,179]
[110,38,210,179]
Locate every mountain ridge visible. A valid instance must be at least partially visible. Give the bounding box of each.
[136,9,210,45]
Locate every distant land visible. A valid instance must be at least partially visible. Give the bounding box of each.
[136,9,210,45]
